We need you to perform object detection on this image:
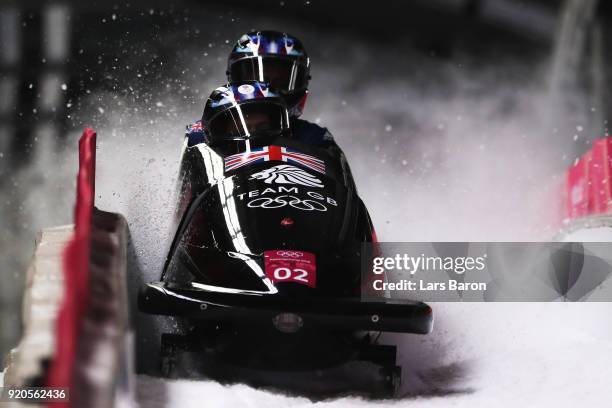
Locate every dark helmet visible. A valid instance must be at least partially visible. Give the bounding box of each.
[202,81,290,144]
[227,30,310,117]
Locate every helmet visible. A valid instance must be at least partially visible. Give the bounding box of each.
[202,81,290,144]
[227,30,310,117]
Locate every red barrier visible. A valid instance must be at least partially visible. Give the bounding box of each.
[566,150,592,220]
[590,138,612,213]
[565,137,612,221]
[47,128,97,408]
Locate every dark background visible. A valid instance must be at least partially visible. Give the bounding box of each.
[1,0,609,165]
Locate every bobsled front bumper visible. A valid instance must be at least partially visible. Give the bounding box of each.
[139,282,433,334]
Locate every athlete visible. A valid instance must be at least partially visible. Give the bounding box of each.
[186,30,335,148]
[201,81,290,144]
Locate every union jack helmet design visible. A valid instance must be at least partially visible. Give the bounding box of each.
[202,81,290,144]
[227,30,310,118]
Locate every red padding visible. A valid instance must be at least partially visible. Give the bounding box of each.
[589,138,612,213]
[565,137,612,221]
[566,150,592,220]
[46,128,96,408]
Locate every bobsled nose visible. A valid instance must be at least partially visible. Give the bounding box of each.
[139,282,433,335]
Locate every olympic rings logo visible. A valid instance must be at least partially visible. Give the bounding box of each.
[247,195,328,212]
[276,251,303,258]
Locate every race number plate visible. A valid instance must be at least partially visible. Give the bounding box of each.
[264,250,316,288]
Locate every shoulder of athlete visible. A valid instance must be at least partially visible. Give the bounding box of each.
[185,119,205,147]
[291,118,335,144]
[186,119,203,135]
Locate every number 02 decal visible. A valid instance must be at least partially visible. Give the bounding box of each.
[273,267,309,283]
[264,250,316,288]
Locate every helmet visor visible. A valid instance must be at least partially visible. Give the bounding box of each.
[208,102,287,142]
[229,56,308,93]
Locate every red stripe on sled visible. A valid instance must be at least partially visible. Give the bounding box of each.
[268,145,283,161]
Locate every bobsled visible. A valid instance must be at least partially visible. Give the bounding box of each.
[138,81,433,396]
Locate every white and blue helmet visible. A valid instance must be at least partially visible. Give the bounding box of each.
[202,81,290,144]
[227,31,310,118]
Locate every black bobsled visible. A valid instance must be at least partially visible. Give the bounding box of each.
[138,84,432,397]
